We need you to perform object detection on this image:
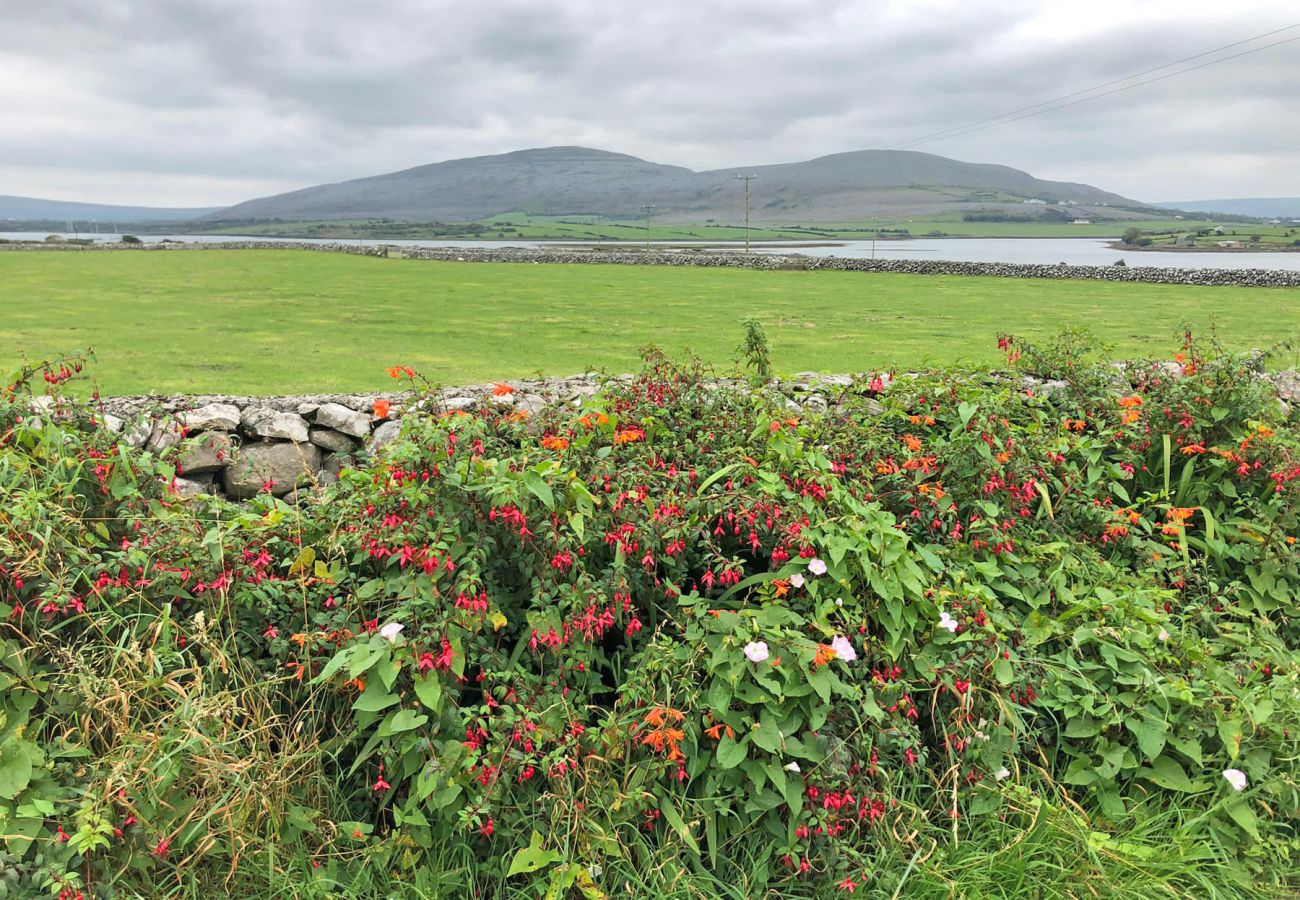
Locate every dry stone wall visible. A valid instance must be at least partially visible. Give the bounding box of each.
[44,368,1296,502]
[4,239,1300,287]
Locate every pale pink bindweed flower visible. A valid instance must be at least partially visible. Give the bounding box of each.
[790,572,805,589]
[379,622,405,642]
[807,558,827,576]
[744,641,770,663]
[1222,768,1248,792]
[938,611,959,633]
[830,635,857,662]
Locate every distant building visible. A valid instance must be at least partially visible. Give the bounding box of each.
[1218,240,1248,248]
[1176,233,1196,247]
[1213,226,1226,235]
[1071,219,1092,224]
[1022,198,1047,205]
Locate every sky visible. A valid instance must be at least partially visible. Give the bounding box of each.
[1,0,1296,208]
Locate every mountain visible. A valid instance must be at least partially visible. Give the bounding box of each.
[0,195,219,223]
[208,146,1146,224]
[1155,198,1300,219]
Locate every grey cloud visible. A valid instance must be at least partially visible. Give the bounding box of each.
[0,0,1296,205]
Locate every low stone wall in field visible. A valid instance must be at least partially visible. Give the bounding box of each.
[30,368,1299,502]
[4,238,1300,287]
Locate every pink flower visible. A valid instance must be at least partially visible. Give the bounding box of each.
[1222,768,1248,791]
[790,572,805,588]
[379,621,404,642]
[830,635,857,662]
[937,611,959,633]
[744,641,770,663]
[807,558,827,576]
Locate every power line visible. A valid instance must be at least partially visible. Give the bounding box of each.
[885,24,1299,151]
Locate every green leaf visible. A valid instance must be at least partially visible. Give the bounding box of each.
[657,798,701,857]
[715,734,747,769]
[958,401,978,429]
[1139,755,1196,792]
[0,738,34,799]
[523,471,555,510]
[993,658,1014,685]
[1223,796,1259,840]
[381,708,429,735]
[1218,718,1242,761]
[353,684,400,713]
[1127,718,1167,762]
[507,831,563,877]
[413,675,443,712]
[751,718,783,753]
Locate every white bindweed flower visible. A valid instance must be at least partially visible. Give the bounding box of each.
[830,635,857,662]
[1222,768,1248,792]
[995,767,1011,781]
[807,558,827,576]
[744,641,770,663]
[790,572,805,589]
[378,621,405,642]
[1158,628,1170,642]
[938,611,959,633]
[835,597,843,607]
[785,761,801,773]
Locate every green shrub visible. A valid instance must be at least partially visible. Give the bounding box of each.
[2,333,1298,897]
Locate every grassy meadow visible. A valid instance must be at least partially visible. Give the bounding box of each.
[2,248,1299,395]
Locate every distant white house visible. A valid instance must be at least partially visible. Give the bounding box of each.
[1022,198,1047,205]
[1071,219,1092,224]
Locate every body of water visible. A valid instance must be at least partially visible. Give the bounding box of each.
[4,232,1299,272]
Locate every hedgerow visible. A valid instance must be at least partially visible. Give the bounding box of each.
[1,331,1298,898]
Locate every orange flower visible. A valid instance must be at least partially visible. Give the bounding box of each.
[996,451,1011,464]
[372,398,391,419]
[614,428,645,445]
[577,412,610,429]
[909,414,936,426]
[812,644,838,668]
[492,383,515,396]
[541,435,569,451]
[1181,444,1206,455]
[1118,395,1143,409]
[387,365,416,379]
[772,579,790,599]
[1168,507,1197,523]
[506,409,530,422]
[1121,409,1140,424]
[902,434,923,452]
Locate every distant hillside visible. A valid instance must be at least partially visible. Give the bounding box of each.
[209,146,1150,224]
[1156,198,1300,219]
[0,195,218,223]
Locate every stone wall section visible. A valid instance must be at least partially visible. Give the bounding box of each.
[32,368,1295,501]
[4,240,1299,287]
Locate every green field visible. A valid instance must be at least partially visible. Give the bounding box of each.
[197,211,1284,242]
[2,249,1298,394]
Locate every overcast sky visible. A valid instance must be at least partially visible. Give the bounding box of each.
[1,0,1296,207]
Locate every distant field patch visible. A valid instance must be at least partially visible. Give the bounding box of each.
[1,249,1297,394]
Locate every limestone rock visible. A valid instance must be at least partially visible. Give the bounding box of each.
[315,402,371,438]
[369,419,403,450]
[171,476,214,499]
[147,421,184,452]
[442,396,476,411]
[1274,371,1300,403]
[241,406,310,442]
[322,452,354,478]
[222,442,321,499]
[309,427,357,452]
[179,402,240,432]
[178,432,232,474]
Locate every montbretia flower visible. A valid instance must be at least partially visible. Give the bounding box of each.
[744,641,770,663]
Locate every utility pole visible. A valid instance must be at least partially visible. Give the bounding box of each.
[641,204,655,252]
[871,216,877,260]
[735,174,757,253]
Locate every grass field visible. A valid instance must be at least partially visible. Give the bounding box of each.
[199,212,1282,242]
[2,249,1298,395]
